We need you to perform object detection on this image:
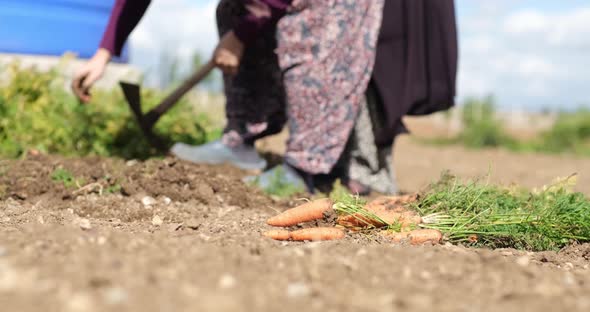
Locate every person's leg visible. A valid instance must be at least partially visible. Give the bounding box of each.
[171,0,286,170]
[342,82,398,195]
[246,0,384,193]
[217,0,286,145]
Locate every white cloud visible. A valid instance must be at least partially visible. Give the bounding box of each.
[504,11,547,35]
[457,2,590,110]
[128,0,218,86]
[504,8,590,49]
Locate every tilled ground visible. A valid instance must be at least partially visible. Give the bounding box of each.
[1,155,590,312]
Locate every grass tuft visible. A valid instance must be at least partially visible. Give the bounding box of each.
[414,172,590,251]
[51,168,81,188]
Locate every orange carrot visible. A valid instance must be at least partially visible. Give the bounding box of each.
[337,196,422,228]
[407,229,442,245]
[369,195,418,208]
[396,193,419,203]
[380,229,442,245]
[379,231,410,243]
[400,211,422,227]
[290,227,345,241]
[263,229,291,240]
[267,198,333,227]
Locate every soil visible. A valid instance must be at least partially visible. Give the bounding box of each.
[2,143,590,312]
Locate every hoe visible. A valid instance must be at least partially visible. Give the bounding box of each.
[119,60,215,151]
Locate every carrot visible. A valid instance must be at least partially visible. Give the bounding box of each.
[267,198,333,227]
[369,195,418,207]
[263,229,291,240]
[396,193,419,203]
[380,229,442,245]
[290,227,345,241]
[407,229,442,245]
[379,231,410,243]
[337,196,422,228]
[400,211,422,227]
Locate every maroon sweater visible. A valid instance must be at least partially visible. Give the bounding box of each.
[99,0,292,56]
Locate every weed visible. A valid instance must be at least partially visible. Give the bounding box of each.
[51,168,79,188]
[104,183,122,194]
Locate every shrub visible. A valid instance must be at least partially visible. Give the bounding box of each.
[0,60,220,159]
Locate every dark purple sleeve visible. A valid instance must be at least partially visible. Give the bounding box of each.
[99,0,151,56]
[234,0,293,44]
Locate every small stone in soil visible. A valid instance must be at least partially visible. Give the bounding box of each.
[291,248,305,257]
[286,282,311,298]
[515,256,530,267]
[185,219,201,230]
[103,287,128,305]
[162,197,172,205]
[142,196,156,207]
[152,215,163,226]
[218,274,237,289]
[79,218,92,230]
[97,237,107,245]
[67,292,94,312]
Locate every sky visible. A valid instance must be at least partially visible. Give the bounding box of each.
[128,0,590,111]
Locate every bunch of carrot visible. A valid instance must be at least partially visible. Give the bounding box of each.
[263,196,443,245]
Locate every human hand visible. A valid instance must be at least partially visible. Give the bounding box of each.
[212,31,244,76]
[71,48,111,103]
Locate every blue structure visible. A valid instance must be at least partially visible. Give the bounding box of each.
[0,0,128,62]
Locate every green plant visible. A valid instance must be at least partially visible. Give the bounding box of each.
[420,96,590,157]
[0,59,221,159]
[534,109,590,156]
[328,171,590,251]
[414,172,590,251]
[256,166,305,197]
[105,183,122,194]
[459,96,515,148]
[51,168,80,188]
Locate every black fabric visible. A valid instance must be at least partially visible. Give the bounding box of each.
[372,0,458,146]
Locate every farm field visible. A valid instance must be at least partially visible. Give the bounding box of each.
[1,133,590,312]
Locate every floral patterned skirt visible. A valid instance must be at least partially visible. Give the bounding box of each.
[217,0,392,190]
[277,0,385,174]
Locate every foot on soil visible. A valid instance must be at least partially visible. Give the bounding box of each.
[170,140,267,171]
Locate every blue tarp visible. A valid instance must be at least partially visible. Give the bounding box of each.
[0,0,128,62]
